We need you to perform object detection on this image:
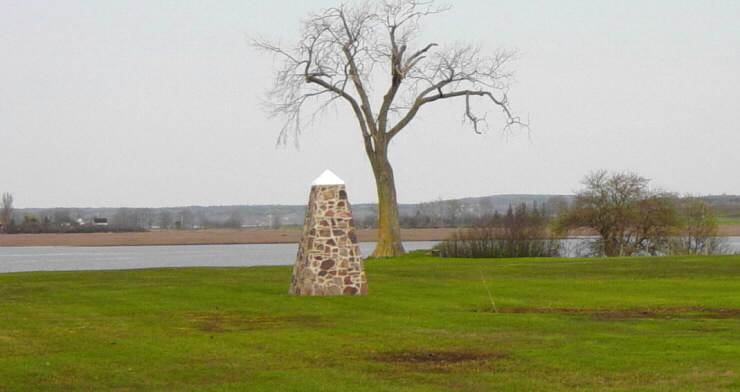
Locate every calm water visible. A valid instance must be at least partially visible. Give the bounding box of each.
[1,238,738,274]
[0,242,439,274]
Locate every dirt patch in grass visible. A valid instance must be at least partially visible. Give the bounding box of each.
[479,306,740,320]
[0,286,52,301]
[373,350,507,372]
[689,325,731,333]
[188,312,325,332]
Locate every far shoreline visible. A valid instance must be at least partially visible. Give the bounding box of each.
[0,228,454,248]
[1,226,739,247]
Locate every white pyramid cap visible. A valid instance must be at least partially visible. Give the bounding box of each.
[312,169,345,186]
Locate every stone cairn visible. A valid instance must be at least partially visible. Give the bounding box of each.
[290,170,368,296]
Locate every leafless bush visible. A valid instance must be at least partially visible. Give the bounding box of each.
[1,192,13,233]
[670,198,727,255]
[437,203,560,258]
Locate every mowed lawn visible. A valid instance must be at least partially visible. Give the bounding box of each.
[1,254,739,391]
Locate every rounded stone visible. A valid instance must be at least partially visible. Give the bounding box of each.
[320,259,335,270]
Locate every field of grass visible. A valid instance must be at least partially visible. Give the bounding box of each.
[1,254,739,391]
[718,216,740,225]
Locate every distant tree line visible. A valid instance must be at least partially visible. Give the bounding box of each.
[0,182,733,241]
[0,196,147,234]
[355,197,569,229]
[0,194,290,234]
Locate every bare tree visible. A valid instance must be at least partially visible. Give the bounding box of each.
[556,171,681,257]
[1,193,13,233]
[477,197,494,216]
[443,199,463,226]
[255,0,523,257]
[674,198,724,255]
[179,209,195,230]
[269,210,283,229]
[158,211,174,229]
[545,196,570,217]
[224,209,243,229]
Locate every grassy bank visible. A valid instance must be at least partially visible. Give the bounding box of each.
[1,254,739,390]
[718,216,740,225]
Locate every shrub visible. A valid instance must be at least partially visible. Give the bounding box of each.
[555,171,681,256]
[670,198,727,255]
[436,203,560,258]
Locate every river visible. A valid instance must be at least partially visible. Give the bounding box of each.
[0,238,738,274]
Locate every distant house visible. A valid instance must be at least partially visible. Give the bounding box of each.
[92,217,109,227]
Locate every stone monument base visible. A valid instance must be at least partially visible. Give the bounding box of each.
[290,171,367,296]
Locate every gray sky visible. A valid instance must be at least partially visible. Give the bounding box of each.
[2,0,739,208]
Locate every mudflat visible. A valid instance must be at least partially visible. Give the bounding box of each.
[0,228,459,247]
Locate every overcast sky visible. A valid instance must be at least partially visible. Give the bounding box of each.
[2,0,739,208]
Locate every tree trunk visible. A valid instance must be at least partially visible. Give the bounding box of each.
[370,150,406,257]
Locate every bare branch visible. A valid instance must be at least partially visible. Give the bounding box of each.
[386,44,523,139]
[255,0,523,149]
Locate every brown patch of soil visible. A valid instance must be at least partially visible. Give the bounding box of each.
[486,306,740,320]
[188,312,324,333]
[689,325,731,333]
[718,225,740,236]
[373,350,506,371]
[0,228,459,247]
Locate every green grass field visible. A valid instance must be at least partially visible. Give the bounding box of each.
[1,254,739,391]
[718,216,740,225]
